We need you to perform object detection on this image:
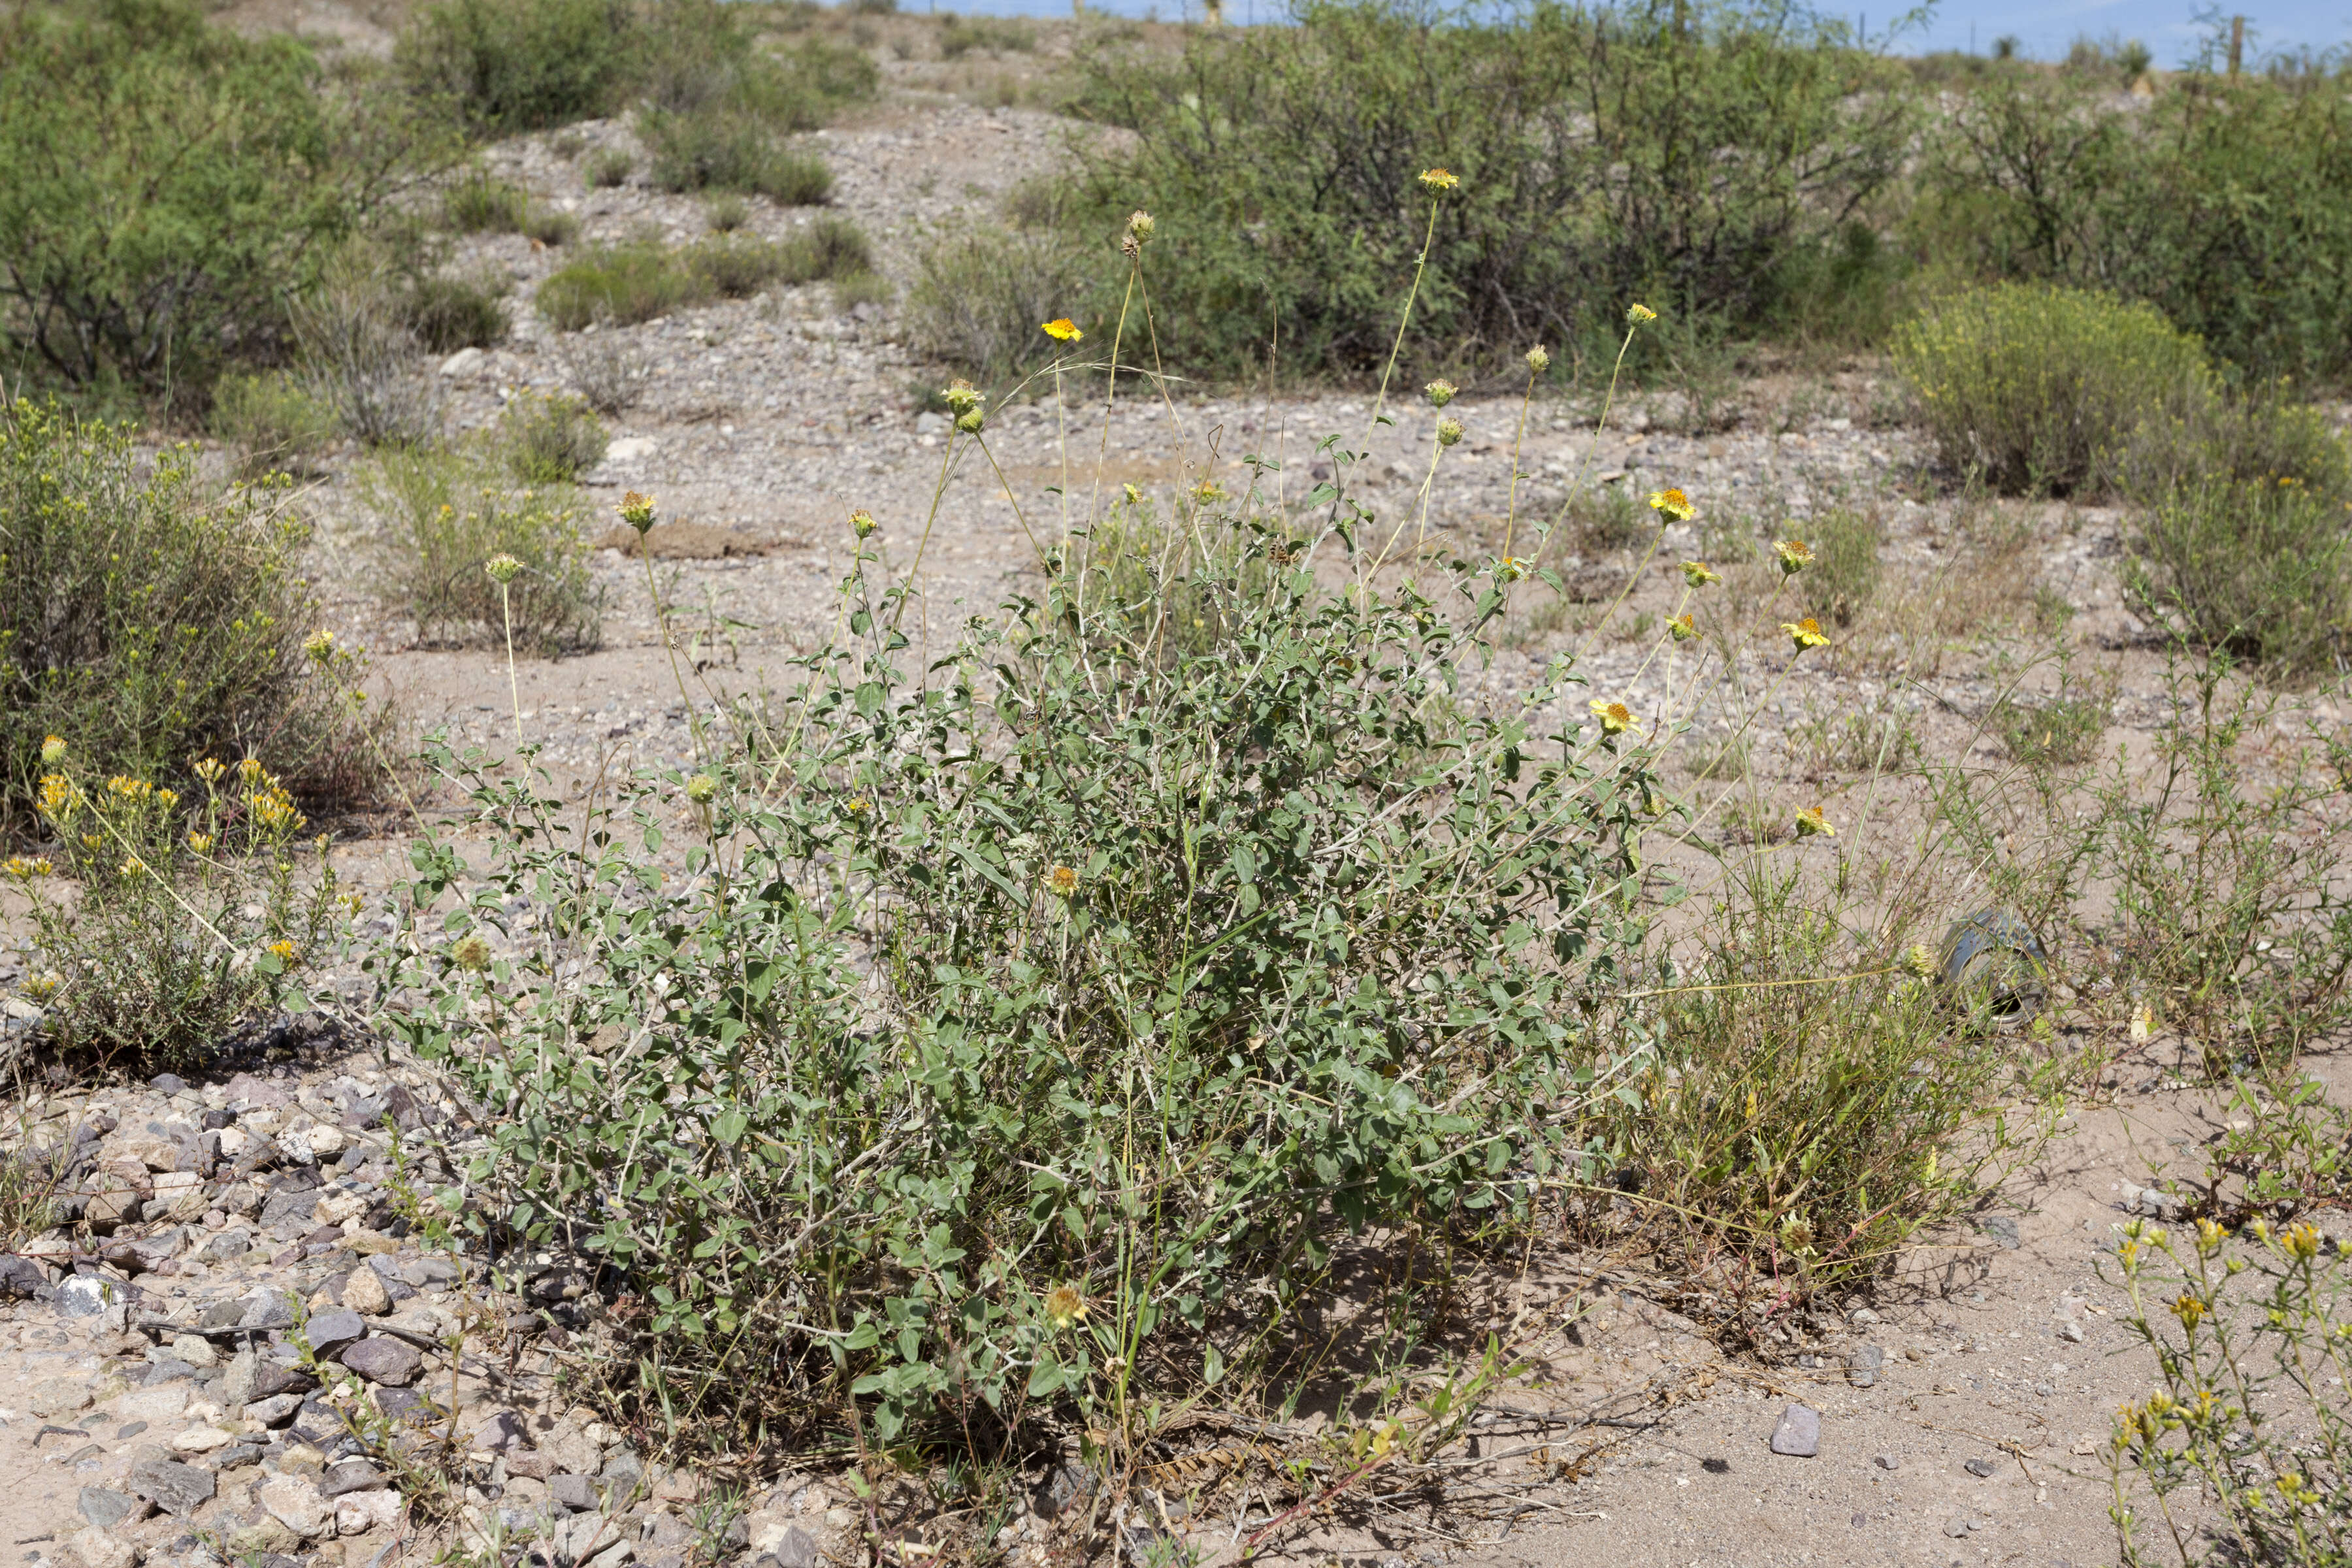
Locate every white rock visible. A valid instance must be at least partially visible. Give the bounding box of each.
[65,1527,139,1568]
[335,1490,404,1537]
[169,1334,219,1369]
[112,1384,189,1424]
[314,1189,367,1226]
[605,436,657,463]
[306,1124,349,1158]
[172,1426,237,1453]
[439,347,487,379]
[216,1128,251,1159]
[342,1266,391,1316]
[257,1475,336,1539]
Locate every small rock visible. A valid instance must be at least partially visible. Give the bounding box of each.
[56,1276,117,1319]
[1769,1404,1820,1458]
[550,1475,598,1513]
[1964,1456,1997,1478]
[1982,1217,2021,1250]
[604,436,657,464]
[256,1475,335,1539]
[1847,1344,1885,1388]
[1943,1516,1973,1539]
[238,1292,296,1331]
[773,1527,817,1568]
[0,1254,51,1296]
[165,1335,218,1371]
[339,1335,423,1387]
[914,412,950,436]
[1874,1452,1900,1471]
[304,1309,365,1354]
[319,1462,384,1498]
[334,1490,402,1537]
[150,1073,189,1095]
[64,1527,138,1568]
[340,1269,390,1317]
[77,1490,150,1531]
[438,347,486,379]
[29,1377,95,1417]
[126,1460,214,1515]
[242,1393,304,1428]
[305,1126,348,1159]
[1849,1307,1880,1326]
[471,1410,527,1452]
[2057,1319,2087,1344]
[171,1427,235,1454]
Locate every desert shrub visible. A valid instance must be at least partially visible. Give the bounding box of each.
[939,14,1035,57]
[8,754,342,1071]
[538,242,699,329]
[704,193,750,233]
[496,390,608,484]
[684,237,788,299]
[396,0,639,135]
[210,370,336,480]
[776,215,871,280]
[444,171,530,233]
[1921,71,2352,382]
[290,265,443,446]
[906,224,1102,382]
[1891,284,2214,496]
[405,271,512,353]
[1797,506,1881,627]
[375,515,1667,1446]
[585,147,634,188]
[555,333,650,414]
[1056,0,1915,378]
[0,400,370,819]
[1993,692,2109,767]
[830,270,892,313]
[0,0,408,402]
[524,208,581,248]
[362,444,601,654]
[638,12,871,196]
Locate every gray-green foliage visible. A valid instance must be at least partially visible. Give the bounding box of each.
[378,514,1661,1443]
[361,444,601,654]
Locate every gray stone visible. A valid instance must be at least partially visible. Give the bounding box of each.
[2057,1318,2087,1344]
[256,1188,318,1231]
[241,1394,304,1428]
[472,1410,528,1452]
[56,1275,117,1318]
[1964,1456,1997,1477]
[237,1293,295,1331]
[28,1377,95,1417]
[1982,1216,2020,1250]
[773,1527,817,1568]
[303,1309,365,1354]
[549,1475,598,1512]
[255,1475,334,1539]
[408,1256,461,1286]
[318,1461,384,1497]
[213,1445,263,1472]
[221,1350,312,1407]
[1769,1404,1820,1458]
[197,1296,247,1329]
[340,1267,390,1316]
[1874,1452,1900,1471]
[340,1335,424,1386]
[0,1254,49,1296]
[140,1360,194,1386]
[77,1490,150,1531]
[598,1449,644,1499]
[1846,1344,1884,1388]
[126,1460,215,1516]
[438,347,486,379]
[1943,1516,1975,1539]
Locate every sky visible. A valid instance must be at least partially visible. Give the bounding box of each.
[907,0,2351,59]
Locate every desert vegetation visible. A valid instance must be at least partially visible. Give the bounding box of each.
[3,1,2352,1565]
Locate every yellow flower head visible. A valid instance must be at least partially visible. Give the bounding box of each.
[119,856,146,879]
[1905,943,1936,978]
[618,491,657,533]
[1589,699,1639,736]
[1782,617,1831,652]
[39,774,74,818]
[685,774,717,804]
[1043,1284,1088,1330]
[40,734,65,766]
[237,757,267,785]
[1647,487,1695,522]
[186,832,214,856]
[483,554,523,585]
[1424,378,1458,409]
[154,789,178,811]
[1793,805,1834,838]
[303,629,337,662]
[450,934,493,973]
[1497,556,1530,583]
[1192,478,1226,506]
[943,380,983,415]
[1418,167,1460,193]
[1774,538,1813,576]
[2286,1223,2325,1262]
[192,758,225,785]
[3,856,52,879]
[79,833,101,851]
[1041,317,1083,342]
[844,796,872,815]
[265,939,297,964]
[1122,483,1143,506]
[1627,302,1658,325]
[1667,612,1695,642]
[1047,864,1080,898]
[2169,1291,2206,1330]
[1525,345,1550,375]
[850,510,877,539]
[107,775,151,800]
[1435,417,1464,448]
[1125,210,1155,246]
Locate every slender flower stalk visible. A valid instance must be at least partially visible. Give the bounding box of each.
[485,554,525,747]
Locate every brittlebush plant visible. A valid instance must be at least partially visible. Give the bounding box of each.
[8,743,344,1071]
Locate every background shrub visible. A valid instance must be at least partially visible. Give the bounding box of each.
[363,444,601,653]
[538,242,698,329]
[1799,506,1882,628]
[540,224,872,328]
[406,271,512,353]
[1891,284,2214,496]
[210,370,336,480]
[497,390,608,484]
[0,400,370,818]
[638,7,872,197]
[906,224,1100,384]
[585,147,634,188]
[444,170,530,233]
[395,0,639,135]
[289,263,444,446]
[0,0,418,404]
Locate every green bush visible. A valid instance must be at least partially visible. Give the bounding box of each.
[395,0,639,135]
[524,207,581,248]
[906,224,1100,382]
[1891,284,2215,496]
[210,370,336,479]
[444,171,530,233]
[830,270,892,313]
[0,0,409,403]
[289,263,443,446]
[496,390,608,484]
[939,14,1035,57]
[704,193,750,233]
[361,444,602,655]
[1921,72,2352,383]
[538,242,699,329]
[685,236,789,299]
[407,272,512,353]
[540,224,873,328]
[1799,506,1882,627]
[638,14,871,197]
[1056,0,1915,378]
[0,400,372,819]
[585,147,634,188]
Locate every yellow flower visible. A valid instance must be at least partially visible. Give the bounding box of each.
[1681,559,1722,585]
[1774,538,1813,576]
[843,796,872,815]
[1906,943,1936,978]
[1647,487,1695,521]
[79,833,101,851]
[1781,617,1831,651]
[1047,864,1080,897]
[483,554,523,585]
[1793,805,1834,838]
[40,734,65,766]
[237,757,266,785]
[1192,478,1226,506]
[119,857,146,879]
[1588,699,1639,736]
[265,940,297,964]
[1525,345,1550,375]
[107,776,150,800]
[2286,1223,2324,1262]
[1418,167,1460,193]
[450,934,493,973]
[192,758,225,785]
[1627,303,1658,324]
[38,774,74,817]
[1435,417,1464,448]
[618,491,657,533]
[2168,1291,2206,1330]
[942,380,982,414]
[1043,1284,1088,1330]
[154,789,178,811]
[1667,612,1695,642]
[303,629,337,662]
[1497,556,1530,583]
[1122,483,1143,506]
[2,856,52,879]
[186,832,214,855]
[685,774,717,804]
[1125,210,1154,246]
[850,510,877,539]
[1424,378,1458,408]
[1041,318,1083,342]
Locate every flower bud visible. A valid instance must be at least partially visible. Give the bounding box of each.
[40,734,65,766]
[618,491,657,533]
[1525,346,1550,375]
[1424,378,1457,409]
[1435,417,1463,448]
[483,554,523,584]
[686,774,716,804]
[851,510,877,539]
[956,406,985,434]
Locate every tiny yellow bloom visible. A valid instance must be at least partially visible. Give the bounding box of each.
[1418,167,1460,193]
[1497,556,1530,583]
[1647,487,1695,522]
[685,774,717,804]
[1588,699,1639,736]
[119,857,146,879]
[303,629,337,662]
[942,380,982,414]
[1793,805,1833,838]
[843,796,871,815]
[186,832,214,855]
[850,510,877,539]
[1774,538,1813,576]
[1627,303,1658,324]
[1047,864,1080,897]
[1122,482,1143,506]
[1043,1284,1088,1330]
[40,734,65,766]
[1905,943,1936,978]
[1781,617,1831,651]
[2168,1291,2206,1330]
[2,856,52,879]
[450,934,493,973]
[1424,378,1458,408]
[1041,318,1083,342]
[192,758,225,785]
[266,939,297,964]
[1667,612,1695,642]
[1524,345,1550,375]
[618,491,657,532]
[1192,478,1226,506]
